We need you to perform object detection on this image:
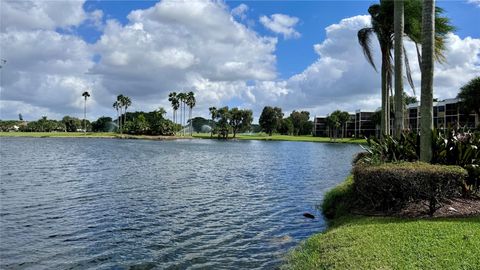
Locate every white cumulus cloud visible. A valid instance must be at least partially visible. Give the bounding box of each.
[260,13,301,39]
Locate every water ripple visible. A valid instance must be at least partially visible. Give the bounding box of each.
[0,137,360,269]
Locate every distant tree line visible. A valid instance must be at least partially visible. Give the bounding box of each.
[121,109,180,135]
[259,106,313,136]
[208,106,253,138]
[0,116,114,132]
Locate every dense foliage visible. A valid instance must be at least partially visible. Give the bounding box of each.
[358,129,480,192]
[457,76,480,119]
[259,106,283,136]
[122,109,180,135]
[353,162,467,215]
[208,107,253,138]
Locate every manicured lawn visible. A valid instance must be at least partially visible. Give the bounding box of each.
[0,132,117,138]
[193,133,366,144]
[284,215,480,270]
[0,132,190,140]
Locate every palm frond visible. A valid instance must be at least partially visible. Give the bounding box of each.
[358,27,378,72]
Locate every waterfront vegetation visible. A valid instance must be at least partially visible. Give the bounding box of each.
[193,133,366,144]
[284,215,480,270]
[0,131,367,144]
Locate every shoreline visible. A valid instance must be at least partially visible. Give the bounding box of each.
[0,132,367,144]
[284,176,480,269]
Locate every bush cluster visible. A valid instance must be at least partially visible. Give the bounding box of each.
[353,163,467,215]
[359,128,480,193]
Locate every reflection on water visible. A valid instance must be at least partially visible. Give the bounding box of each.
[0,137,360,269]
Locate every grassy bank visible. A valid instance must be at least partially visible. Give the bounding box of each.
[285,215,480,269]
[1,132,366,144]
[0,132,190,140]
[286,172,480,269]
[193,133,366,144]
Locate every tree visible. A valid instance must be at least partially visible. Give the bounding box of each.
[209,107,217,137]
[82,91,90,134]
[420,0,435,162]
[168,92,179,129]
[394,0,405,138]
[326,113,340,141]
[116,94,124,133]
[122,96,132,129]
[259,106,283,136]
[62,116,81,132]
[229,108,253,138]
[358,0,453,138]
[186,92,196,135]
[457,77,480,119]
[338,111,351,138]
[177,92,187,136]
[290,111,311,136]
[278,118,294,135]
[216,106,230,139]
[91,117,113,132]
[113,101,120,132]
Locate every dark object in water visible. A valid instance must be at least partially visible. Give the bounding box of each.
[303,213,315,219]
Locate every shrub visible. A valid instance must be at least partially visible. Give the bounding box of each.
[353,163,467,215]
[322,176,355,219]
[359,128,480,193]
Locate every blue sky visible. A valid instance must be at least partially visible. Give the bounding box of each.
[78,0,480,79]
[1,0,479,120]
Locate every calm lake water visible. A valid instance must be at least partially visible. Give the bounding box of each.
[0,137,360,269]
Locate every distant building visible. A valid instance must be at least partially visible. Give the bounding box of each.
[313,98,478,138]
[406,98,478,132]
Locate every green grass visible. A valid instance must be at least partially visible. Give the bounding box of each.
[321,175,355,219]
[193,133,366,144]
[284,215,480,270]
[0,132,191,140]
[0,132,118,138]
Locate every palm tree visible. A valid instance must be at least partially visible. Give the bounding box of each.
[168,92,178,125]
[394,0,405,138]
[177,92,187,136]
[122,96,132,129]
[186,92,196,135]
[209,106,217,137]
[113,101,120,131]
[82,91,90,134]
[420,0,435,162]
[358,0,453,139]
[117,94,124,133]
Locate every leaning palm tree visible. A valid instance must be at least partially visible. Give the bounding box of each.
[209,107,217,137]
[82,91,90,134]
[186,92,196,135]
[420,0,435,162]
[358,0,453,138]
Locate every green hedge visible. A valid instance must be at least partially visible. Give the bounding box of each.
[322,175,355,219]
[353,162,467,215]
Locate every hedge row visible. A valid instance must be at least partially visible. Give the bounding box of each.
[352,162,467,215]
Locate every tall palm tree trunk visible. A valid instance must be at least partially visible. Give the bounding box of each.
[420,0,435,162]
[84,97,87,134]
[380,49,391,138]
[394,0,405,138]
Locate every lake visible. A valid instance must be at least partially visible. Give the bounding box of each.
[0,137,361,269]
